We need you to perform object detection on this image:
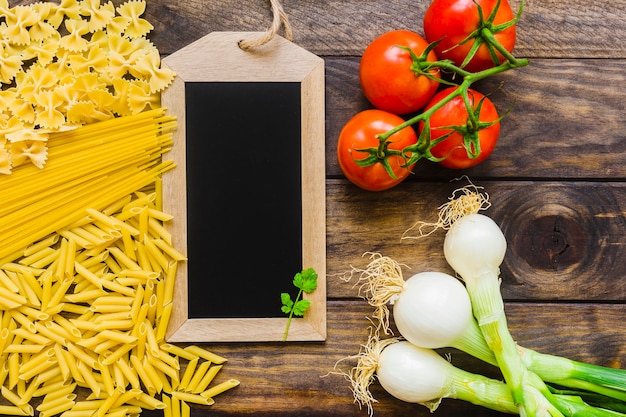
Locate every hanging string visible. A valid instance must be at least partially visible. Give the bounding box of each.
[238,0,294,51]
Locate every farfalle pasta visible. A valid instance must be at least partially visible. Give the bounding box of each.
[0,0,176,174]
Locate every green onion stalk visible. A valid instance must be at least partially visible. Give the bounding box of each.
[442,212,626,416]
[350,250,626,415]
[338,331,626,417]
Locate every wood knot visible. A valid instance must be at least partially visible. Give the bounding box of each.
[491,184,625,300]
[516,215,586,271]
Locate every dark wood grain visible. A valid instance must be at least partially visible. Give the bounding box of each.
[324,57,626,180]
[15,0,626,58]
[138,0,626,59]
[8,1,626,416]
[134,301,626,417]
[326,180,626,301]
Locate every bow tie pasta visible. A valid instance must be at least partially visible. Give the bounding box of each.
[0,0,175,174]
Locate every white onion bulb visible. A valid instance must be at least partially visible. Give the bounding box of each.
[376,341,452,404]
[443,213,507,281]
[393,271,473,349]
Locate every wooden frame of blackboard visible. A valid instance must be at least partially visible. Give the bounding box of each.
[160,32,326,342]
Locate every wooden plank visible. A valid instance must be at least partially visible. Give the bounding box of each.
[324,57,626,179]
[138,0,626,58]
[138,300,626,417]
[326,180,626,301]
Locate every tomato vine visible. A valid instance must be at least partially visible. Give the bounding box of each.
[350,0,528,179]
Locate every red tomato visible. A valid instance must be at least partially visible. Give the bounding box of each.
[338,109,418,191]
[359,30,441,115]
[420,87,500,169]
[423,0,517,72]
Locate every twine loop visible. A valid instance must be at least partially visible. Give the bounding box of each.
[238,0,293,51]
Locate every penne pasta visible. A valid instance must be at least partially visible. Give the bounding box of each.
[200,379,241,399]
[130,391,166,410]
[195,365,223,393]
[141,355,164,394]
[102,342,137,366]
[162,393,173,417]
[159,344,198,362]
[177,357,199,392]
[0,113,236,416]
[0,405,32,416]
[185,359,212,394]
[172,390,214,406]
[183,345,228,365]
[22,235,59,258]
[181,399,191,417]
[36,393,76,412]
[170,395,181,417]
[4,343,45,354]
[114,358,140,390]
[155,302,173,343]
[130,354,157,395]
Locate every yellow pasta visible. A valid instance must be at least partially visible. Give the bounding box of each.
[130,354,157,395]
[185,359,212,394]
[0,287,28,308]
[36,369,64,390]
[0,269,20,293]
[4,344,45,354]
[184,345,228,365]
[22,234,59,257]
[156,302,173,343]
[17,305,48,322]
[102,342,136,366]
[10,311,36,333]
[195,365,223,393]
[148,355,180,389]
[162,394,173,417]
[113,357,140,390]
[131,391,167,410]
[53,314,82,340]
[182,399,191,417]
[201,379,241,399]
[177,357,199,392]
[160,344,199,362]
[75,360,101,397]
[36,393,76,413]
[141,354,164,394]
[12,327,51,346]
[170,395,181,417]
[0,405,32,416]
[20,357,58,381]
[153,238,186,262]
[0,143,237,417]
[172,390,214,406]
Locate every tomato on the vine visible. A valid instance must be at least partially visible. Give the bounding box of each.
[423,0,517,72]
[337,109,418,191]
[359,30,441,115]
[419,87,500,169]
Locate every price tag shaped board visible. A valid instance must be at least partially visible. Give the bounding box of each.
[161,32,326,342]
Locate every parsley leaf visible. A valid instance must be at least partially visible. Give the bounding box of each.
[281,267,318,341]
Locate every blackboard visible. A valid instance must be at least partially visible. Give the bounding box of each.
[160,32,326,342]
[185,82,303,319]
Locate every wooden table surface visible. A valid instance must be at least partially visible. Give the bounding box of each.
[16,0,626,416]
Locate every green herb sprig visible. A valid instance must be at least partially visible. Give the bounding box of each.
[281,268,318,341]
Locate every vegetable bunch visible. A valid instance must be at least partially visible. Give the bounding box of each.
[338,187,626,417]
[337,0,526,191]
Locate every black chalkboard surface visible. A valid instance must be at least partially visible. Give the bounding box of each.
[185,82,302,318]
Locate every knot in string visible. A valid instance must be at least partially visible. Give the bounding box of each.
[238,0,293,51]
